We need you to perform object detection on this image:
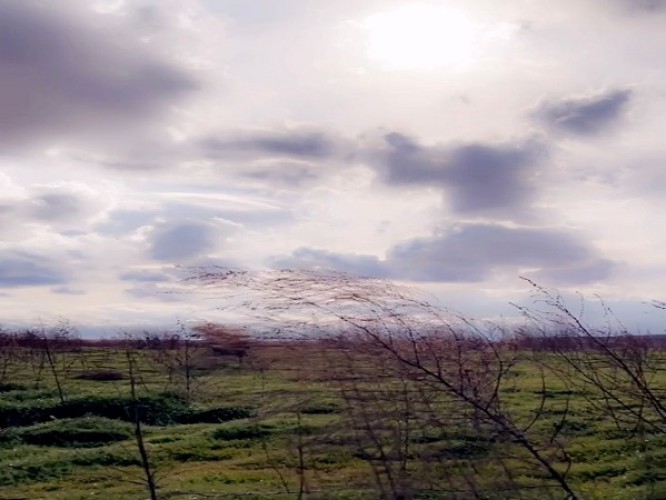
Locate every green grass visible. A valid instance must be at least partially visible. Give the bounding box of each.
[0,345,664,499]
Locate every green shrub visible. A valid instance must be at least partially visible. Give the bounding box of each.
[1,388,54,402]
[212,423,274,441]
[0,427,21,447]
[149,435,181,444]
[0,392,189,427]
[624,466,666,487]
[555,419,592,435]
[73,370,125,381]
[0,460,72,487]
[574,462,628,481]
[165,442,234,462]
[20,417,133,448]
[0,400,53,427]
[54,392,189,425]
[179,406,255,424]
[435,440,492,459]
[0,382,25,393]
[300,401,342,415]
[71,450,141,467]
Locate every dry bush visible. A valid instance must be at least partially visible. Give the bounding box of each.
[190,268,579,499]
[516,279,666,434]
[0,328,17,385]
[11,322,83,403]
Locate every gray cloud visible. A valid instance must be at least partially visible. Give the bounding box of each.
[385,225,614,283]
[26,184,108,227]
[0,251,67,288]
[271,248,388,278]
[201,129,343,160]
[242,161,321,187]
[612,0,666,12]
[632,0,665,9]
[149,221,220,261]
[0,1,197,148]
[0,181,111,236]
[239,132,335,158]
[272,224,616,285]
[52,286,86,295]
[533,89,632,135]
[370,133,545,215]
[119,269,173,283]
[29,192,84,222]
[533,259,618,285]
[196,128,353,188]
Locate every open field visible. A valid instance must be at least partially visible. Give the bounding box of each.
[1,330,665,500]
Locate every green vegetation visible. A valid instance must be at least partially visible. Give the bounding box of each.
[17,417,133,448]
[0,339,663,499]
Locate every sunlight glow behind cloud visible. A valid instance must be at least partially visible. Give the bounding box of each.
[362,3,479,70]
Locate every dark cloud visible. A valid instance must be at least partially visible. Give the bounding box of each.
[243,132,335,158]
[533,89,632,135]
[0,251,67,288]
[370,133,545,215]
[0,1,197,148]
[197,128,351,188]
[445,143,545,214]
[202,129,341,160]
[272,224,615,285]
[149,221,219,261]
[385,225,613,283]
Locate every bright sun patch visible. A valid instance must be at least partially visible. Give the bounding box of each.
[362,3,478,71]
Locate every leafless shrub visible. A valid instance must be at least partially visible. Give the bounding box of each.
[126,324,210,402]
[515,278,666,435]
[0,327,17,385]
[190,268,578,499]
[125,347,159,500]
[12,322,82,402]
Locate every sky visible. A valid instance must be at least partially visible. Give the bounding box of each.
[2,0,666,335]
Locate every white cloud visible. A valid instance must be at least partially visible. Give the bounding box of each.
[1,0,666,332]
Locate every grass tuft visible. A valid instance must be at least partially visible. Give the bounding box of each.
[20,417,134,448]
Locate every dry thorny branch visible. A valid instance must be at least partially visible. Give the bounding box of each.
[190,267,579,499]
[515,277,666,434]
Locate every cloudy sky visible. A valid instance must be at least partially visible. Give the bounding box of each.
[2,0,666,334]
